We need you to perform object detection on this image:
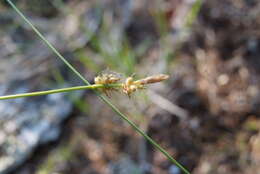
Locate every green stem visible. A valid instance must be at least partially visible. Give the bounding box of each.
[99,95,190,174]
[6,0,91,86]
[6,1,190,173]
[0,84,122,100]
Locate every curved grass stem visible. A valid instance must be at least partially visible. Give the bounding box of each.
[0,84,122,100]
[6,1,190,173]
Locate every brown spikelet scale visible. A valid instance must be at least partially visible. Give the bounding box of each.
[135,74,169,85]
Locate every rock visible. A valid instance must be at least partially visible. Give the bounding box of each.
[0,2,101,173]
[109,156,143,174]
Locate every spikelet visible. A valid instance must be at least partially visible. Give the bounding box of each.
[94,73,121,85]
[94,73,121,96]
[134,74,169,85]
[122,74,169,96]
[122,77,141,96]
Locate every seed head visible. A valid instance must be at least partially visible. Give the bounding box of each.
[94,72,169,97]
[94,73,121,96]
[122,74,169,96]
[94,73,121,85]
[135,74,169,85]
[122,77,144,96]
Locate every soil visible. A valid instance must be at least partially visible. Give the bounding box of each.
[2,0,260,174]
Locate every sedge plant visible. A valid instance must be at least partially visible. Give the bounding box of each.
[3,0,191,174]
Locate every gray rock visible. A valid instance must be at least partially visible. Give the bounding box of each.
[0,91,72,174]
[109,156,143,174]
[0,2,101,173]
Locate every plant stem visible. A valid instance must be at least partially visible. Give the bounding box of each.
[0,84,122,100]
[99,95,191,174]
[6,0,91,86]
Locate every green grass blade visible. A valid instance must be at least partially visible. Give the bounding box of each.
[6,0,91,86]
[0,84,121,100]
[6,1,190,173]
[99,95,190,174]
[185,0,203,27]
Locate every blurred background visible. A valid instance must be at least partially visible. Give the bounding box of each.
[0,0,260,174]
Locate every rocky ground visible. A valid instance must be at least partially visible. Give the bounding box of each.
[0,0,259,174]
